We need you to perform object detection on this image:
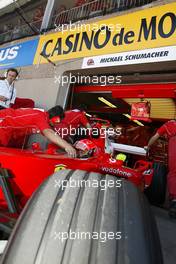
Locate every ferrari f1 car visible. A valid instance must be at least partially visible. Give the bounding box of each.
[0,119,166,211]
[0,117,165,264]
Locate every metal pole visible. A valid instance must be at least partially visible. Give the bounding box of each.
[40,0,61,32]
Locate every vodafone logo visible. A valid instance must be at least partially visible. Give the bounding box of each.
[0,46,20,62]
[101,167,132,177]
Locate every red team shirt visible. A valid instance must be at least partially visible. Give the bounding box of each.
[0,108,50,146]
[54,110,89,137]
[157,120,176,138]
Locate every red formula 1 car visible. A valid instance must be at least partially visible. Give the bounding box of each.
[0,121,163,214]
[0,120,164,264]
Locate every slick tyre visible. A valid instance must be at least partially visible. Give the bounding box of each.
[145,162,167,205]
[2,170,163,264]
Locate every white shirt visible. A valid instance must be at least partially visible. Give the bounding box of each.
[0,79,16,108]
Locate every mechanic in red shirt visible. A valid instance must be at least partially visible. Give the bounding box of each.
[0,106,76,157]
[146,120,176,218]
[54,108,91,141]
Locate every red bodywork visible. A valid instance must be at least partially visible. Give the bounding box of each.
[0,135,153,213]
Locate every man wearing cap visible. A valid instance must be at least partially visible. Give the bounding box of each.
[146,119,176,218]
[0,105,76,157]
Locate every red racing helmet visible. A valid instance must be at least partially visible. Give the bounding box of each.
[74,139,98,158]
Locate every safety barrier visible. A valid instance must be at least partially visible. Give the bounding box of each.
[53,0,156,27]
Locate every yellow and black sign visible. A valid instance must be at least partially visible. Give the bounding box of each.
[34,3,176,64]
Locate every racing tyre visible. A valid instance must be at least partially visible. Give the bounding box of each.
[1,170,163,264]
[145,162,167,205]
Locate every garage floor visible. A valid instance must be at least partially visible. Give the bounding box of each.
[152,206,176,264]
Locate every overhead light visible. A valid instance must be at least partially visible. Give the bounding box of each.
[98,97,144,126]
[123,114,131,119]
[123,114,144,126]
[98,97,117,108]
[85,113,92,117]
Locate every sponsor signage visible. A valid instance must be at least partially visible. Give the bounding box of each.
[82,45,176,68]
[0,38,39,69]
[34,3,176,64]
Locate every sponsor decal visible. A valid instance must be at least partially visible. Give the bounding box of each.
[143,169,153,175]
[34,3,176,64]
[101,167,132,177]
[54,164,67,172]
[87,59,95,66]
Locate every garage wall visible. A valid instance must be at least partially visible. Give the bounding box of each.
[16,78,58,109]
[15,58,83,109]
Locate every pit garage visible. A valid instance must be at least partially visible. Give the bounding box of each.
[60,79,176,264]
[67,82,175,153]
